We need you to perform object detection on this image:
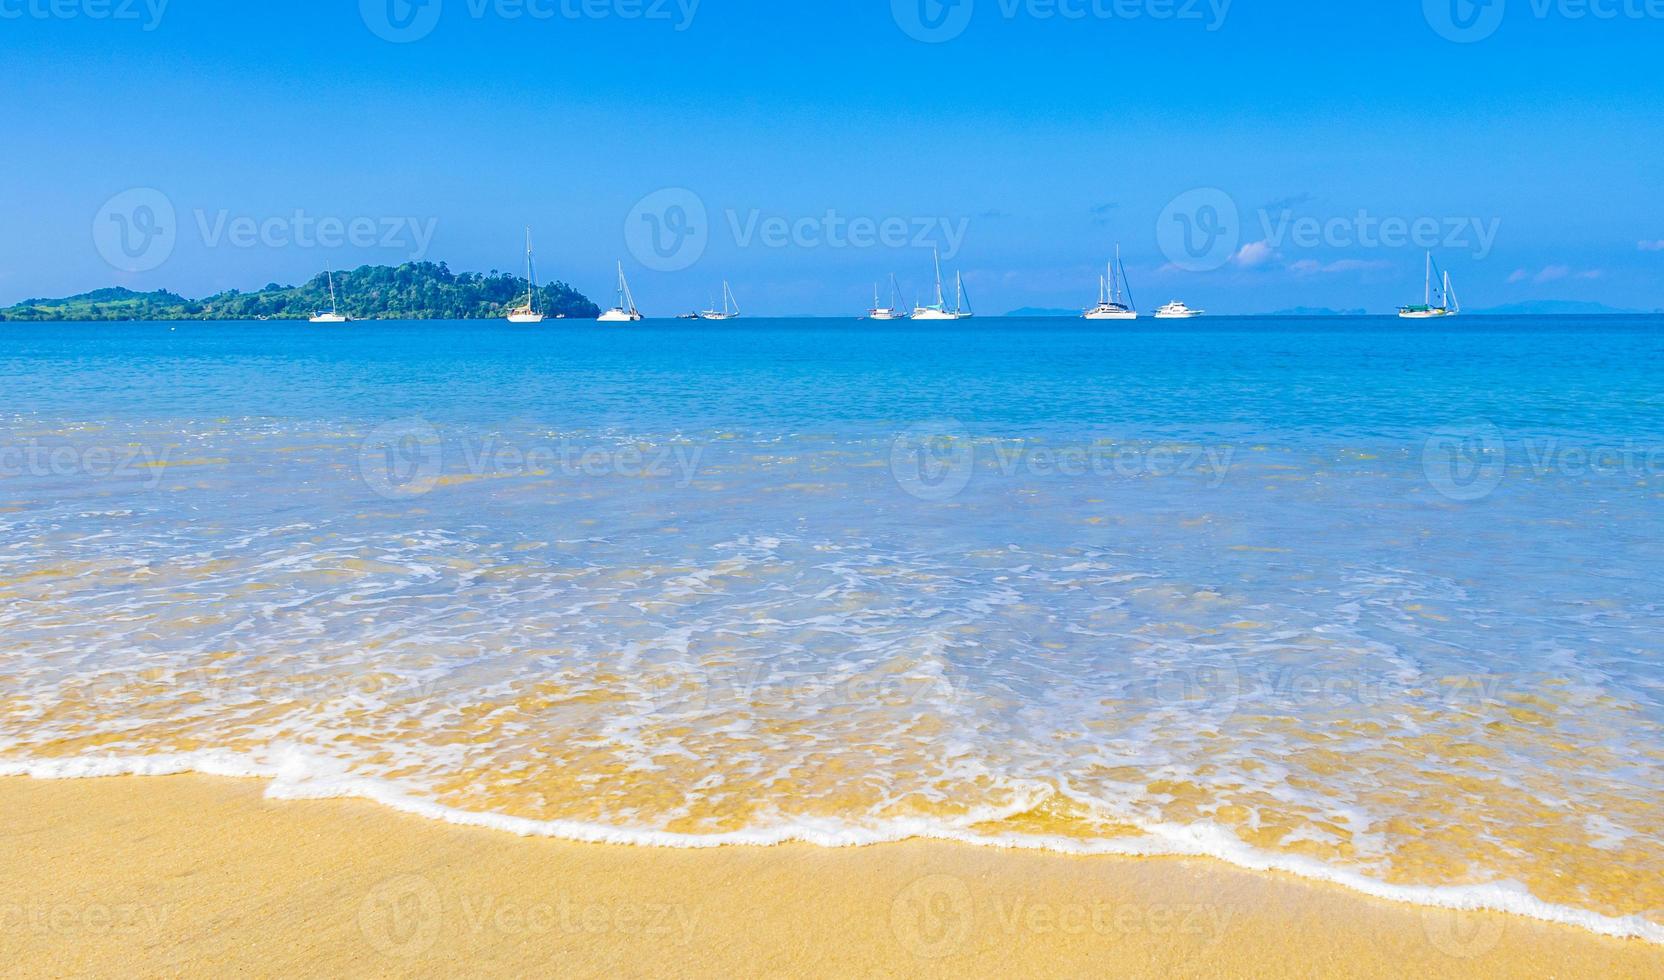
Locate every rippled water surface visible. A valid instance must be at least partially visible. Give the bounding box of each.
[2,317,1662,939]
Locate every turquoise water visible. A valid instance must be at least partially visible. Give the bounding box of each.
[2,316,1662,940]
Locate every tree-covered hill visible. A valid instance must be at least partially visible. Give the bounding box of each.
[0,262,600,321]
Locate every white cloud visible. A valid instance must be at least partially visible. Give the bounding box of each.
[1288,258,1391,276]
[1231,241,1277,268]
[1508,268,1529,284]
[1509,264,1604,285]
[1640,240,1664,252]
[1534,265,1571,283]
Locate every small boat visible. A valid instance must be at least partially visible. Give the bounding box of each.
[1154,300,1203,319]
[1083,244,1138,320]
[597,262,644,322]
[309,271,350,323]
[867,274,908,320]
[1398,252,1460,319]
[913,249,971,320]
[698,281,740,321]
[506,228,546,324]
[676,312,700,320]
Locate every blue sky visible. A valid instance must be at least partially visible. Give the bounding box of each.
[2,1,1661,314]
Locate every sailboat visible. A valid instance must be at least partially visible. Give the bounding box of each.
[913,248,970,320]
[1398,252,1460,319]
[867,274,908,320]
[1083,245,1137,320]
[952,271,974,319]
[506,228,546,323]
[698,281,740,321]
[597,262,644,322]
[309,271,349,323]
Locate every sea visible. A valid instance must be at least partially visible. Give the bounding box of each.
[2,315,1660,942]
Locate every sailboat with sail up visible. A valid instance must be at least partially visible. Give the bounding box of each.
[598,262,644,322]
[1083,245,1137,320]
[309,271,349,323]
[506,228,546,323]
[699,281,740,320]
[1399,252,1460,318]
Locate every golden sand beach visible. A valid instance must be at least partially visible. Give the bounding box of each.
[2,775,1658,978]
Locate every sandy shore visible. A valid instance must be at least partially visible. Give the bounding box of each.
[1,776,1657,978]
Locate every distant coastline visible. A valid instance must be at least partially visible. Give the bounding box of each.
[0,262,599,322]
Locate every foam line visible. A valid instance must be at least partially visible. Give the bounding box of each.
[2,749,1660,945]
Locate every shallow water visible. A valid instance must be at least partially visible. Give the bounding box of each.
[2,316,1661,940]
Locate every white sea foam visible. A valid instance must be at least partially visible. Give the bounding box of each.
[2,749,1659,946]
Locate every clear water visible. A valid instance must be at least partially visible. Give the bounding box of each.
[2,317,1662,940]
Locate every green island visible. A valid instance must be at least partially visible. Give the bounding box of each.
[0,262,600,321]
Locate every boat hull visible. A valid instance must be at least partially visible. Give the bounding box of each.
[598,310,643,323]
[308,314,349,324]
[1397,309,1456,319]
[506,313,546,324]
[1083,310,1138,320]
[911,309,957,321]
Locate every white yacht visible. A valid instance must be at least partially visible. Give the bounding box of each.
[1398,252,1460,319]
[597,262,644,322]
[1083,244,1137,320]
[1154,300,1204,319]
[867,274,908,320]
[698,281,740,321]
[913,249,973,320]
[309,271,350,323]
[506,228,546,323]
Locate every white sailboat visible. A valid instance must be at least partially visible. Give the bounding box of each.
[506,228,546,323]
[1154,300,1203,319]
[952,271,974,319]
[309,271,349,323]
[597,262,644,322]
[698,281,740,321]
[1083,244,1138,320]
[1398,252,1460,319]
[913,248,969,320]
[867,274,908,320]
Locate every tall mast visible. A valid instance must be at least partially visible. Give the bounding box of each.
[328,271,338,314]
[933,248,945,307]
[524,227,536,311]
[1425,252,1433,307]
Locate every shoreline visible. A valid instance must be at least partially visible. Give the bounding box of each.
[2,775,1659,977]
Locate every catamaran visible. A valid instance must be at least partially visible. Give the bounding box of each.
[1154,300,1204,319]
[1083,244,1137,320]
[913,249,971,320]
[597,262,644,322]
[867,275,908,320]
[506,228,546,323]
[1398,252,1460,319]
[698,281,740,321]
[309,271,349,323]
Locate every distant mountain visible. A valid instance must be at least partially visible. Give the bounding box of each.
[1268,306,1369,316]
[1468,300,1646,316]
[0,262,599,321]
[1004,307,1080,317]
